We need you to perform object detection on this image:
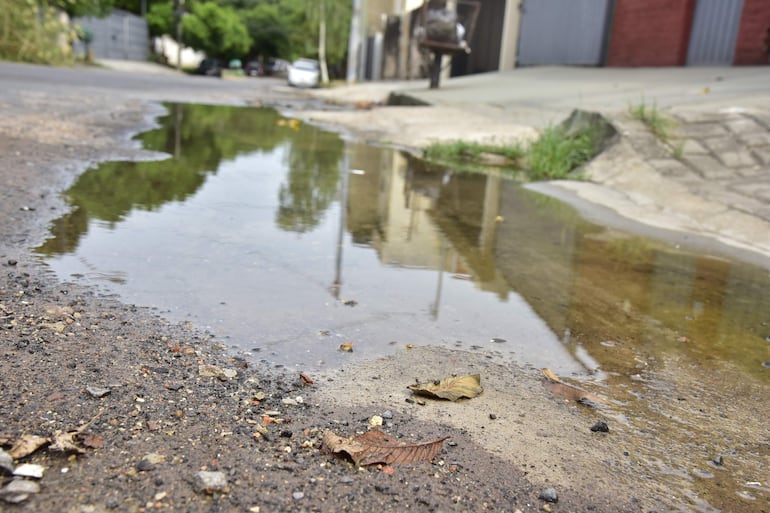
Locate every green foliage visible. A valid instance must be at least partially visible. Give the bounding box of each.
[527,126,595,180]
[242,2,290,58]
[146,1,174,37]
[628,100,675,141]
[0,0,77,64]
[182,1,250,60]
[52,0,114,17]
[422,128,595,181]
[37,103,346,255]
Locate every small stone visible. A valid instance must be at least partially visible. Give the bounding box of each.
[105,497,119,509]
[381,410,393,419]
[590,421,610,433]
[712,455,724,466]
[136,460,155,472]
[539,487,558,503]
[369,415,383,427]
[193,471,228,494]
[0,450,13,475]
[0,479,41,503]
[86,386,111,398]
[13,464,44,479]
[292,491,304,500]
[489,413,497,420]
[7,259,17,266]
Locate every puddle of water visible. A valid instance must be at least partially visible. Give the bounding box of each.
[37,103,770,509]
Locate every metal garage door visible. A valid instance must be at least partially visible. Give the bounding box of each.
[687,0,744,65]
[517,0,611,66]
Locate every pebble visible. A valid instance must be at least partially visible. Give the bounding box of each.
[0,479,41,503]
[381,410,393,419]
[712,455,724,466]
[193,471,228,494]
[13,464,44,479]
[539,487,558,503]
[0,450,13,475]
[590,421,610,433]
[292,491,304,500]
[86,386,111,398]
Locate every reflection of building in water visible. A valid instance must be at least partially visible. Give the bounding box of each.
[345,143,510,300]
[342,142,770,377]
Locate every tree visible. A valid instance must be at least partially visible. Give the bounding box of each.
[51,0,115,17]
[242,2,290,59]
[181,1,250,60]
[281,0,350,76]
[146,1,174,37]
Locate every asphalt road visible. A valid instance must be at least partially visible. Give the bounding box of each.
[0,60,293,106]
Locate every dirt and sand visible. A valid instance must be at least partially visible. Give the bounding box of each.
[1,64,766,512]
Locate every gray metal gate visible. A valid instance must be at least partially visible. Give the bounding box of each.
[74,9,148,61]
[517,0,611,66]
[686,0,744,65]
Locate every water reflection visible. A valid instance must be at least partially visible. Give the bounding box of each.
[37,103,770,381]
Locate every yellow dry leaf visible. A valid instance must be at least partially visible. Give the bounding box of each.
[407,374,483,401]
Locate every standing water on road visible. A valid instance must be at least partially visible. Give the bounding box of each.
[37,103,769,509]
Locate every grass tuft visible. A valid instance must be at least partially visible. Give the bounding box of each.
[526,126,595,180]
[628,100,675,141]
[424,140,524,164]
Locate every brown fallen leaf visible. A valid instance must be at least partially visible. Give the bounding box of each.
[323,430,448,467]
[541,367,561,383]
[541,368,606,405]
[9,434,49,459]
[50,431,85,454]
[79,433,105,449]
[408,374,483,401]
[299,372,313,385]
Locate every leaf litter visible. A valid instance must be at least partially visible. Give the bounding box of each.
[408,374,483,401]
[322,430,448,467]
[541,368,606,405]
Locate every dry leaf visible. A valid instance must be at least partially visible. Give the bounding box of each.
[79,433,105,449]
[541,368,606,405]
[408,374,483,401]
[49,431,85,454]
[299,372,313,385]
[339,342,354,352]
[323,430,448,467]
[9,435,49,459]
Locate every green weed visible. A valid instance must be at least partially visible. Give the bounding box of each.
[424,140,524,164]
[628,100,675,141]
[526,126,595,180]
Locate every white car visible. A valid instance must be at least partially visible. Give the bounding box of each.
[287,58,320,88]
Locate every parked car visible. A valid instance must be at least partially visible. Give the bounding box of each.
[287,58,320,88]
[263,58,289,77]
[195,58,223,77]
[244,61,262,77]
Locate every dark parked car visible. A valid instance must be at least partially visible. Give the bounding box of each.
[195,58,223,77]
[244,61,262,77]
[262,58,289,77]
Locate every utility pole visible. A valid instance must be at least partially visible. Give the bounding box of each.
[319,0,330,85]
[346,0,362,83]
[175,0,184,71]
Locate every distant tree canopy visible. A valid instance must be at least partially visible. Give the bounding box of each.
[182,1,251,60]
[152,0,352,72]
[2,0,351,74]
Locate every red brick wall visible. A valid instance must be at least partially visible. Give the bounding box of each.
[607,0,696,66]
[733,0,770,65]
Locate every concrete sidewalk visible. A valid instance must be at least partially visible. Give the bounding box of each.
[307,67,770,267]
